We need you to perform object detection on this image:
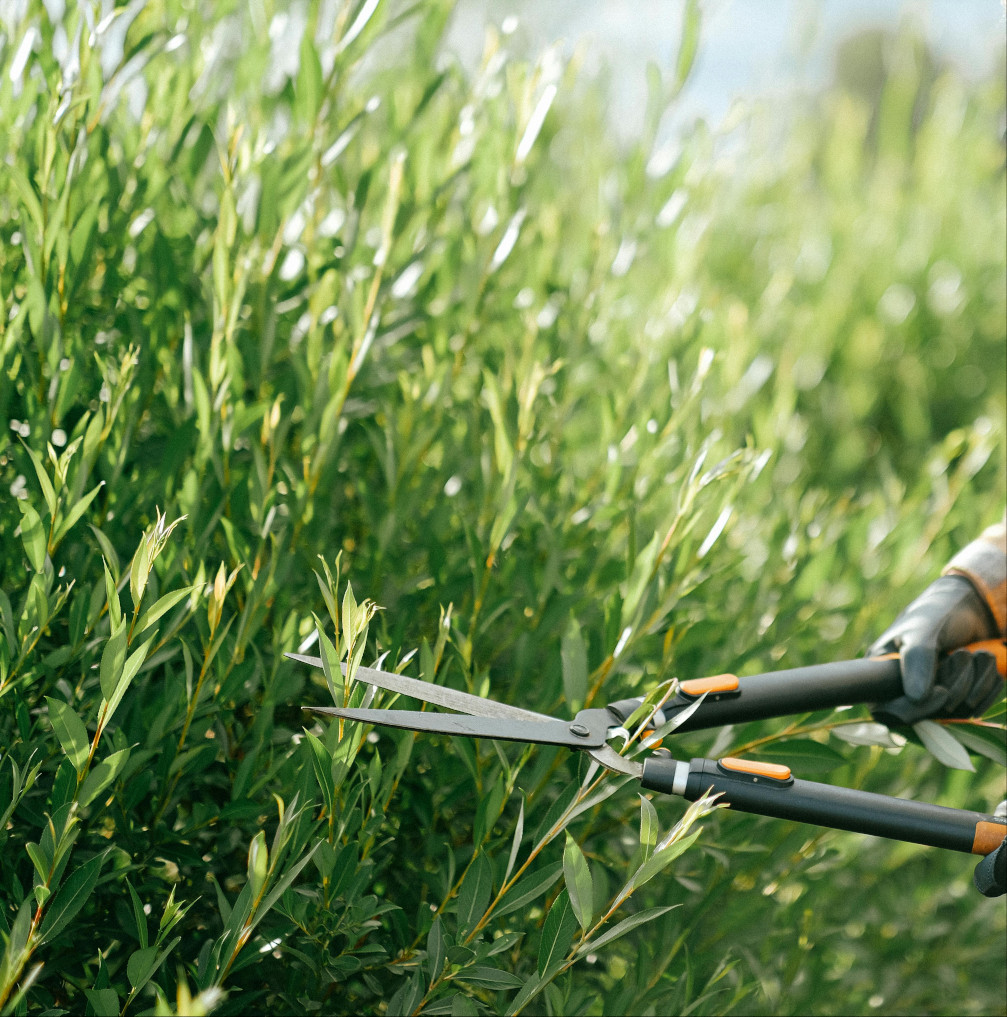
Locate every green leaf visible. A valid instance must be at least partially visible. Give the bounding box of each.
[128,935,180,1000]
[751,738,848,775]
[18,500,46,571]
[9,164,44,239]
[561,616,588,712]
[89,526,120,578]
[316,621,344,706]
[296,32,324,122]
[577,905,678,955]
[99,624,128,701]
[247,830,268,899]
[507,974,549,1017]
[455,852,492,937]
[126,877,148,949]
[37,850,107,943]
[134,584,195,634]
[304,730,336,815]
[562,833,593,933]
[496,862,563,919]
[129,535,152,611]
[46,697,90,775]
[77,747,131,808]
[20,438,57,519]
[913,720,975,771]
[25,841,49,884]
[53,480,104,545]
[639,794,658,862]
[103,557,122,630]
[950,724,1007,766]
[458,966,526,989]
[536,889,578,977]
[127,945,157,988]
[426,915,445,984]
[102,636,154,726]
[503,797,525,887]
[631,829,701,890]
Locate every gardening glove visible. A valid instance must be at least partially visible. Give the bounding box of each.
[869,520,1006,722]
[973,802,1007,898]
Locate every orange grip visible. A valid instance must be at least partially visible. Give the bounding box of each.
[719,757,793,781]
[878,639,1006,677]
[679,674,739,696]
[967,639,1006,677]
[972,819,1007,855]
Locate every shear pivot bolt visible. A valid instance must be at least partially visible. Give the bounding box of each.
[569,723,591,738]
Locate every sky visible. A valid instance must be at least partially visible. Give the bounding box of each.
[445,0,1007,139]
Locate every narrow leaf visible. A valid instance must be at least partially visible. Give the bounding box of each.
[913,720,975,772]
[455,852,492,937]
[562,833,593,933]
[99,625,128,701]
[495,862,563,918]
[950,724,1007,766]
[77,747,131,808]
[20,438,57,519]
[503,797,525,887]
[631,829,701,890]
[247,830,268,899]
[536,889,578,977]
[46,698,89,775]
[19,501,46,571]
[37,851,107,942]
[639,794,658,863]
[576,905,677,955]
[52,481,104,545]
[426,915,445,984]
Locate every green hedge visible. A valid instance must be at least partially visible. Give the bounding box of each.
[0,2,1004,1014]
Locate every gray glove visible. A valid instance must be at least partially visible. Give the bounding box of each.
[974,803,1007,898]
[869,574,1000,712]
[870,647,1001,727]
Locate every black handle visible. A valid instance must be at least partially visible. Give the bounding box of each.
[640,642,1006,734]
[641,755,1006,855]
[665,658,904,732]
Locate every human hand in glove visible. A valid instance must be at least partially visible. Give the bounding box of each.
[869,522,1006,723]
[974,803,1007,898]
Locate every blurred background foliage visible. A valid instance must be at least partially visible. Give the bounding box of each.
[0,0,1004,1014]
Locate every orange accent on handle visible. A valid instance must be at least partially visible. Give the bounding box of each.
[877,640,1006,677]
[719,757,792,781]
[968,639,1006,677]
[680,674,739,696]
[972,819,1007,855]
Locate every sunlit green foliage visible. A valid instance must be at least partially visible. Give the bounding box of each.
[0,1,1004,1015]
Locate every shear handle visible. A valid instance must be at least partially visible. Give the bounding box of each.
[662,639,1005,734]
[641,755,1006,855]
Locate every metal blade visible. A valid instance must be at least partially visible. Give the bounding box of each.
[588,745,643,778]
[305,706,611,748]
[286,652,553,723]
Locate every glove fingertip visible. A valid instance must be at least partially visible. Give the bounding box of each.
[901,644,937,702]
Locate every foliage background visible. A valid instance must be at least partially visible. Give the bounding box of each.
[0,0,1004,1014]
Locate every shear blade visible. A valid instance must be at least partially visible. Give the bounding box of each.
[305,706,611,748]
[286,652,553,722]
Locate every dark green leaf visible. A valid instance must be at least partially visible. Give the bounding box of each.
[562,833,593,933]
[38,851,107,942]
[455,852,492,938]
[536,889,578,977]
[46,698,89,775]
[913,720,976,771]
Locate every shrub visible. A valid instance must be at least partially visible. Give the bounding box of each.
[0,2,1003,1015]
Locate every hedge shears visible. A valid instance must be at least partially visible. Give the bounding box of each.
[289,639,1007,857]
